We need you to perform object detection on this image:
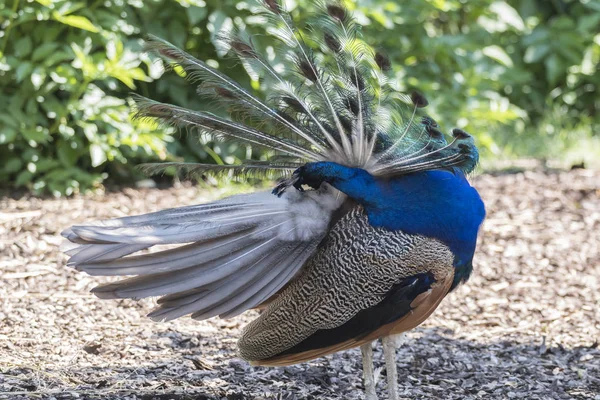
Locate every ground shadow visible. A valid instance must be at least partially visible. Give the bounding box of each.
[2,327,598,400]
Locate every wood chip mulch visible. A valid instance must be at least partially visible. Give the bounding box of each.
[1,168,599,399]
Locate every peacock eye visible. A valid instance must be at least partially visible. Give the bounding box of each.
[452,128,471,140]
[375,52,392,72]
[421,116,439,128]
[411,91,429,108]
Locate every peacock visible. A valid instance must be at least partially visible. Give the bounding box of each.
[61,1,486,399]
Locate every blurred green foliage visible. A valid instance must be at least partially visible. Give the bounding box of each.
[0,0,598,195]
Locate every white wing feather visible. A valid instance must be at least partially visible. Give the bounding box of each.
[62,185,344,321]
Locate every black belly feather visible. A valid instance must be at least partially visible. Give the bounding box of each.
[276,272,435,356]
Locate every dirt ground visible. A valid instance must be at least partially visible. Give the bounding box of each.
[1,167,599,400]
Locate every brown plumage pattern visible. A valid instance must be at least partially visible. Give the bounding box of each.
[238,206,454,365]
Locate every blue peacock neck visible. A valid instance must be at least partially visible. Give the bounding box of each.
[297,161,486,289]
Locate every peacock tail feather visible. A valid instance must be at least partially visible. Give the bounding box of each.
[135,0,479,183]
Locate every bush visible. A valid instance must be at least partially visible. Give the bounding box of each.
[0,0,598,196]
[0,0,166,195]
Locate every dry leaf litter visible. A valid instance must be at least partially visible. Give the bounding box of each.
[0,168,599,399]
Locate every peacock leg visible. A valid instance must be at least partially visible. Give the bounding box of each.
[382,334,404,400]
[360,341,378,400]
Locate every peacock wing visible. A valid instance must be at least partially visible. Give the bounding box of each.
[61,185,344,322]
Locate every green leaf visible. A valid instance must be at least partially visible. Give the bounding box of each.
[0,114,18,129]
[22,127,49,143]
[14,37,33,58]
[44,51,72,67]
[57,140,80,166]
[545,54,563,86]
[168,20,187,48]
[36,158,61,172]
[583,1,600,12]
[90,143,107,167]
[0,128,17,144]
[32,42,59,62]
[482,45,514,67]
[187,6,207,25]
[112,72,135,89]
[578,14,600,33]
[524,44,550,63]
[557,45,583,65]
[106,40,122,61]
[127,67,148,81]
[52,12,100,33]
[31,67,47,90]
[522,27,550,46]
[81,123,98,142]
[15,62,33,83]
[41,95,65,117]
[490,2,524,31]
[3,158,23,174]
[208,10,232,56]
[15,171,34,187]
